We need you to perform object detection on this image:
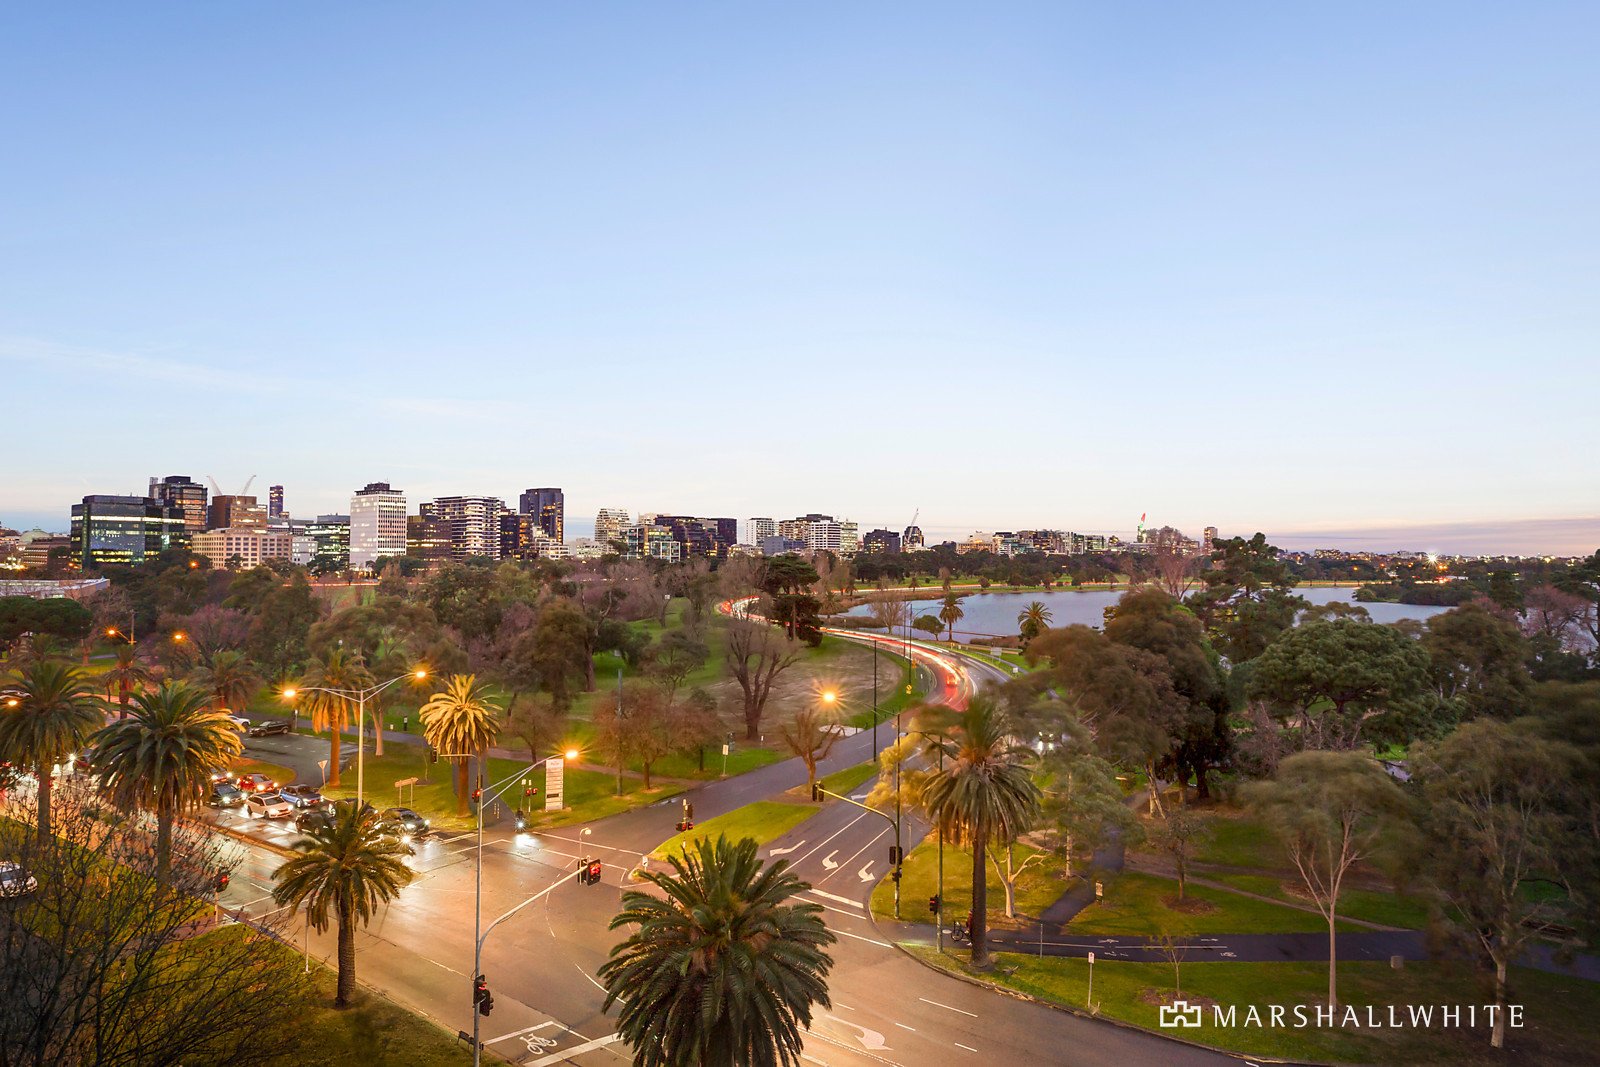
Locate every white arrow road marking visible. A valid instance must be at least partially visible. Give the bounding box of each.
[822,1016,891,1051]
[768,840,803,857]
[857,862,875,882]
[821,851,839,869]
[525,1033,620,1066]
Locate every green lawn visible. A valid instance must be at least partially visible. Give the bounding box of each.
[315,744,682,833]
[819,760,879,797]
[1068,871,1357,936]
[1208,872,1432,930]
[650,800,819,862]
[1192,810,1286,869]
[906,948,1600,1065]
[870,837,1073,927]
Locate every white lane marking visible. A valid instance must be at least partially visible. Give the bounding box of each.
[820,823,889,885]
[806,899,872,919]
[856,862,875,883]
[918,997,978,1018]
[769,839,803,856]
[805,888,864,908]
[894,1023,916,1032]
[577,962,614,999]
[486,1021,559,1045]
[955,1042,979,1052]
[525,1033,621,1065]
[792,811,869,868]
[832,928,892,948]
[821,851,839,870]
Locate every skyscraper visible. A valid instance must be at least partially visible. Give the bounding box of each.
[419,496,507,561]
[148,475,208,535]
[747,517,777,544]
[71,495,185,567]
[595,508,630,549]
[518,488,564,542]
[349,483,407,570]
[207,495,266,531]
[268,485,285,517]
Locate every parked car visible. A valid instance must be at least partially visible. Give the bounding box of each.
[0,861,38,898]
[227,715,251,732]
[244,792,293,819]
[294,807,334,834]
[209,782,245,808]
[383,807,430,837]
[208,766,234,785]
[279,784,323,808]
[236,773,277,793]
[247,719,291,737]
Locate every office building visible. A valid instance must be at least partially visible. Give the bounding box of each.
[760,535,808,556]
[190,528,292,570]
[621,524,682,563]
[148,475,209,535]
[594,508,630,549]
[1203,526,1219,553]
[268,485,285,518]
[568,538,609,560]
[420,495,508,561]
[349,483,407,570]
[652,515,738,561]
[406,514,454,567]
[306,515,351,572]
[70,495,186,568]
[902,523,926,551]
[839,520,859,557]
[862,529,901,554]
[208,495,266,531]
[747,517,777,544]
[518,488,564,542]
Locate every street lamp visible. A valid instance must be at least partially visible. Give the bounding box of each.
[281,668,428,804]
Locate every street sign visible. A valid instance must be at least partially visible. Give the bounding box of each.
[721,743,729,756]
[395,777,418,788]
[1087,951,1095,964]
[544,755,564,812]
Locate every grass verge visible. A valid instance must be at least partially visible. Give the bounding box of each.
[1068,871,1359,936]
[650,800,818,862]
[871,837,1072,927]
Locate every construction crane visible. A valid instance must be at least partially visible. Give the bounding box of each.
[207,475,258,498]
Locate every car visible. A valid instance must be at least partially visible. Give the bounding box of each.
[294,808,334,834]
[244,792,293,819]
[383,807,430,837]
[226,715,251,732]
[209,782,245,807]
[0,861,38,898]
[235,773,277,793]
[208,766,234,784]
[247,719,291,737]
[279,784,323,808]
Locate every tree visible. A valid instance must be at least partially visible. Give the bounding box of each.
[103,643,152,719]
[1017,600,1052,646]
[1248,620,1432,750]
[1185,533,1304,662]
[938,594,965,642]
[1153,808,1212,900]
[723,619,803,741]
[648,629,709,706]
[912,614,944,639]
[520,599,592,711]
[92,681,241,883]
[867,596,910,638]
[0,660,103,843]
[920,696,1042,969]
[1246,750,1412,1010]
[1413,719,1582,1049]
[418,674,503,817]
[1420,603,1532,721]
[598,835,836,1067]
[272,800,413,1007]
[0,595,92,651]
[246,572,322,677]
[592,682,674,792]
[762,554,823,645]
[297,648,374,789]
[193,649,261,715]
[673,687,725,773]
[780,708,844,794]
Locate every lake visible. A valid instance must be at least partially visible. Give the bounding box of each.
[839,586,1451,639]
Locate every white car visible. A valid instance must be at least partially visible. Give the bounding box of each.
[227,715,251,732]
[0,861,37,898]
[244,792,293,819]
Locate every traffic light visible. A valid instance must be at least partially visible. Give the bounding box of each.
[578,857,602,885]
[929,894,941,916]
[427,747,439,764]
[889,846,903,866]
[892,868,901,882]
[473,975,493,1017]
[810,782,822,802]
[586,859,603,885]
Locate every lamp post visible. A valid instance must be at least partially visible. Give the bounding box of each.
[900,723,949,949]
[281,669,427,805]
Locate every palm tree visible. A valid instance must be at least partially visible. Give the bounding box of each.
[271,799,413,1007]
[920,694,1042,969]
[92,681,242,883]
[103,644,153,719]
[1018,601,1053,646]
[194,649,261,715]
[299,649,374,788]
[418,674,503,817]
[599,835,836,1067]
[939,594,965,643]
[0,661,104,843]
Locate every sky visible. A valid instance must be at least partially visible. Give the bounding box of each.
[2,3,1597,555]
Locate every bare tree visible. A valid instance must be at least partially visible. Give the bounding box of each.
[779,709,844,794]
[1153,808,1212,900]
[986,840,1048,919]
[723,619,802,741]
[593,683,675,790]
[866,596,910,638]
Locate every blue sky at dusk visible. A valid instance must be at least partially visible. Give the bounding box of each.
[3,4,1597,554]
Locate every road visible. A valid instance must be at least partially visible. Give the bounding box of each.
[202,616,1236,1066]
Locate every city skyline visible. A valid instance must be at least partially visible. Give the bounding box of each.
[3,6,1598,556]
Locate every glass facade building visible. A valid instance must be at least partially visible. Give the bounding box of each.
[70,495,186,567]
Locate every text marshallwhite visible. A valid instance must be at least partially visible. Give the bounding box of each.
[1158,1001,1524,1030]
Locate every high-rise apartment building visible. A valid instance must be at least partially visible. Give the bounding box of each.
[419,496,508,561]
[208,495,266,531]
[518,488,564,542]
[747,517,777,545]
[839,520,859,557]
[71,495,185,568]
[148,475,209,535]
[1202,526,1219,553]
[268,485,285,517]
[620,524,682,563]
[190,528,292,570]
[349,483,407,570]
[595,508,630,549]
